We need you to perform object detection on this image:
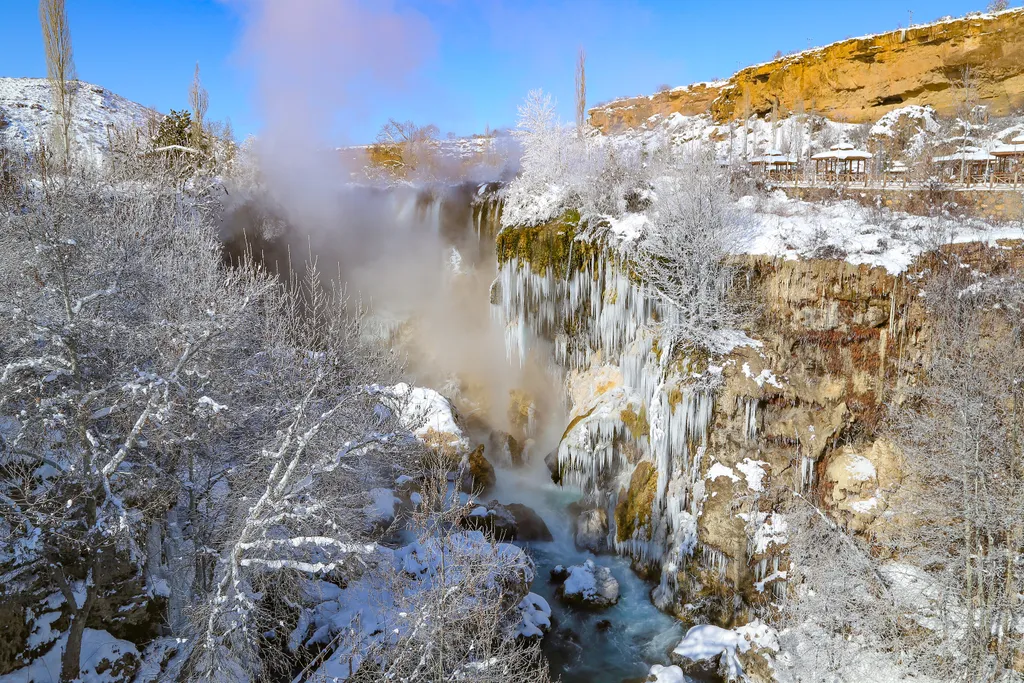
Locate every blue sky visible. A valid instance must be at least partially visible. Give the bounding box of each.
[0,0,995,143]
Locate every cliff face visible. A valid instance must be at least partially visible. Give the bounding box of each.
[588,81,725,133]
[589,9,1024,132]
[493,210,1024,631]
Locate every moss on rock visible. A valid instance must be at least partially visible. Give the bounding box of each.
[615,461,658,542]
[497,209,602,276]
[620,405,649,440]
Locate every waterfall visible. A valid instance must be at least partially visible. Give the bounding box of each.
[493,235,724,606]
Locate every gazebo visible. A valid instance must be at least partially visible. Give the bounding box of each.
[932,146,996,185]
[811,143,873,182]
[883,160,910,186]
[990,134,1024,184]
[749,149,798,180]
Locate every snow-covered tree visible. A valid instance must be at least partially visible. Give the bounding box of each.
[635,146,753,354]
[0,166,269,681]
[887,257,1024,680]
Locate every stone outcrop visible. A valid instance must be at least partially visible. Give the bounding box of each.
[575,508,610,553]
[462,500,553,542]
[589,8,1024,132]
[552,560,621,608]
[494,207,1023,630]
[462,443,496,493]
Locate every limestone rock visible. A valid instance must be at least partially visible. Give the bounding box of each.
[489,430,526,467]
[824,440,903,532]
[553,559,620,608]
[463,501,517,540]
[544,450,561,484]
[462,500,551,542]
[462,444,495,494]
[507,390,536,440]
[591,9,1024,132]
[505,502,553,542]
[574,507,609,553]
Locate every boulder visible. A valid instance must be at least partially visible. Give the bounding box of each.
[550,564,570,583]
[544,450,561,484]
[505,503,553,542]
[507,389,537,439]
[462,501,517,541]
[463,501,552,542]
[574,507,608,553]
[555,559,619,608]
[461,444,495,494]
[515,592,552,639]
[489,430,526,468]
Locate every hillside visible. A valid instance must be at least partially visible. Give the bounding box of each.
[590,7,1024,132]
[0,77,154,161]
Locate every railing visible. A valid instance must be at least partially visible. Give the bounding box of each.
[751,168,1024,190]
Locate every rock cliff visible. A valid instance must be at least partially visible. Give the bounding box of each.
[589,8,1024,132]
[491,204,1024,629]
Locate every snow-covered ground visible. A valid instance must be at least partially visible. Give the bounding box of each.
[0,629,139,683]
[0,77,154,163]
[740,190,1022,274]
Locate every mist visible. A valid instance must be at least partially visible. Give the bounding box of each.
[227,0,563,451]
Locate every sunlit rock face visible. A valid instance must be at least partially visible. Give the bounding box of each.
[493,202,1022,626]
[590,8,1024,133]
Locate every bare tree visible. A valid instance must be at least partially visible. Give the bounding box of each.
[635,147,753,354]
[39,0,76,167]
[887,256,1024,680]
[575,46,587,135]
[373,119,440,177]
[0,165,265,681]
[189,61,209,148]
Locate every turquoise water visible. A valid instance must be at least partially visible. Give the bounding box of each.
[489,463,687,683]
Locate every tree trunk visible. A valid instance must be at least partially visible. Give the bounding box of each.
[60,610,88,683]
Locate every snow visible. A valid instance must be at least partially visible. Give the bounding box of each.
[25,610,62,649]
[672,620,779,680]
[742,362,782,389]
[0,78,154,164]
[197,396,228,413]
[559,559,619,606]
[740,511,789,555]
[933,146,998,163]
[647,663,691,683]
[0,629,139,683]
[844,454,877,482]
[870,105,940,139]
[606,212,650,241]
[740,191,1022,274]
[849,497,878,513]
[305,531,534,681]
[365,487,400,523]
[372,382,468,453]
[707,462,739,484]
[515,592,552,638]
[562,561,598,595]
[736,458,768,492]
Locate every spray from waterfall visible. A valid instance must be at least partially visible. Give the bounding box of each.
[221,0,559,448]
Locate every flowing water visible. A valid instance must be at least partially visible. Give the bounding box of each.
[489,462,687,682]
[252,184,708,681]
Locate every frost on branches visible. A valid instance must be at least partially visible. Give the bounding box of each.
[0,145,548,682]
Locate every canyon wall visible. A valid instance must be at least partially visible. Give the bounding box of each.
[492,208,1024,632]
[590,9,1024,133]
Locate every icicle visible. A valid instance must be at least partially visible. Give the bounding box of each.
[740,397,758,443]
[800,455,816,492]
[698,543,729,580]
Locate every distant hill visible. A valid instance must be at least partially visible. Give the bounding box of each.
[0,77,155,161]
[590,7,1024,133]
